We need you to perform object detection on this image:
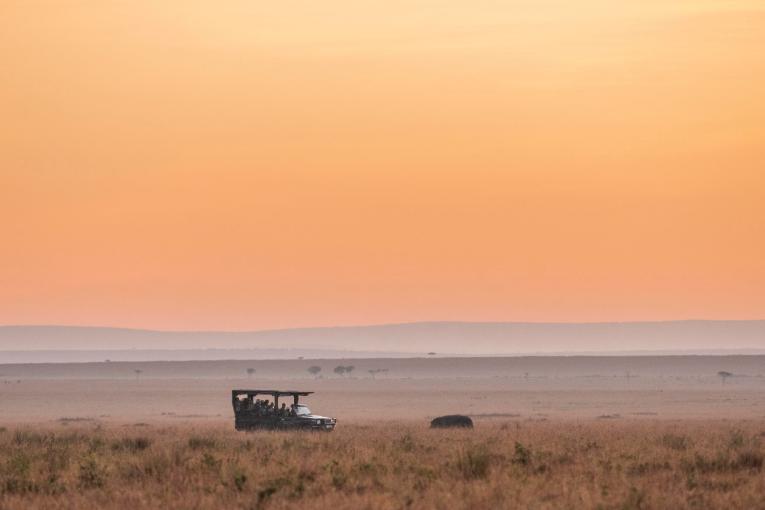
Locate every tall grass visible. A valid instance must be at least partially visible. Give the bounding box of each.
[0,421,763,509]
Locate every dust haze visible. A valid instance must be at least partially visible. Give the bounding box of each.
[2,321,764,362]
[2,354,765,424]
[4,321,764,423]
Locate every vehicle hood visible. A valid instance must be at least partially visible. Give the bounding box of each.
[300,414,334,421]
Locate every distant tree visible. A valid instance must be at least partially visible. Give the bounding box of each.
[344,365,355,376]
[307,366,322,378]
[368,368,388,379]
[427,352,436,356]
[718,371,733,385]
[246,368,256,379]
[134,369,143,381]
[333,366,346,377]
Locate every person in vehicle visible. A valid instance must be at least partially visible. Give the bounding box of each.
[292,404,310,416]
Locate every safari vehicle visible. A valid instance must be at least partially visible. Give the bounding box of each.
[231,389,337,431]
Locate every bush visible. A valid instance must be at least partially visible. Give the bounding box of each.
[735,450,764,471]
[112,437,152,452]
[661,434,690,451]
[233,471,247,492]
[188,436,217,450]
[513,442,532,466]
[78,458,106,489]
[457,447,492,479]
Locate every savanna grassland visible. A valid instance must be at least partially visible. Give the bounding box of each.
[1,420,764,510]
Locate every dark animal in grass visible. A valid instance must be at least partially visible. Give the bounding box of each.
[430,415,473,429]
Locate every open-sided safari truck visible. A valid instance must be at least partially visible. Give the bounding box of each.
[232,389,337,431]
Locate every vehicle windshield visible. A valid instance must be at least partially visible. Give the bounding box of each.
[294,404,311,416]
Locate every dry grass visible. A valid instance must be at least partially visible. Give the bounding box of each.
[1,420,764,509]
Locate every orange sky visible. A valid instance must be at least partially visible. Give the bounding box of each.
[1,0,764,330]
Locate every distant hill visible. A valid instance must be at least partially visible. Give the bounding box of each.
[1,321,764,362]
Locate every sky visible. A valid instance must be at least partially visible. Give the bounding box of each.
[1,1,763,331]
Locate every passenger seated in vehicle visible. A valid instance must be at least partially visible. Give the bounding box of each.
[280,403,287,416]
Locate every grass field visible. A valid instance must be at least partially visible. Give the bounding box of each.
[1,420,764,509]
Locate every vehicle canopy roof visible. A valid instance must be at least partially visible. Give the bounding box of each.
[232,390,313,398]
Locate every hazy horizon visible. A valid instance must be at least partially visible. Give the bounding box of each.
[3,321,764,362]
[5,317,765,333]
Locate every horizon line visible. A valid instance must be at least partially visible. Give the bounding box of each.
[2,318,765,335]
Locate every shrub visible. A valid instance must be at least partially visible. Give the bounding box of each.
[78,458,106,489]
[728,430,746,449]
[6,452,31,476]
[397,433,416,452]
[661,434,690,451]
[621,487,647,510]
[513,441,532,466]
[257,477,290,503]
[13,431,47,447]
[233,470,247,492]
[188,436,217,450]
[202,452,220,470]
[735,450,764,471]
[458,447,492,479]
[112,437,152,452]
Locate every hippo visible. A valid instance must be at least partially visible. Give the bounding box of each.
[430,415,474,429]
